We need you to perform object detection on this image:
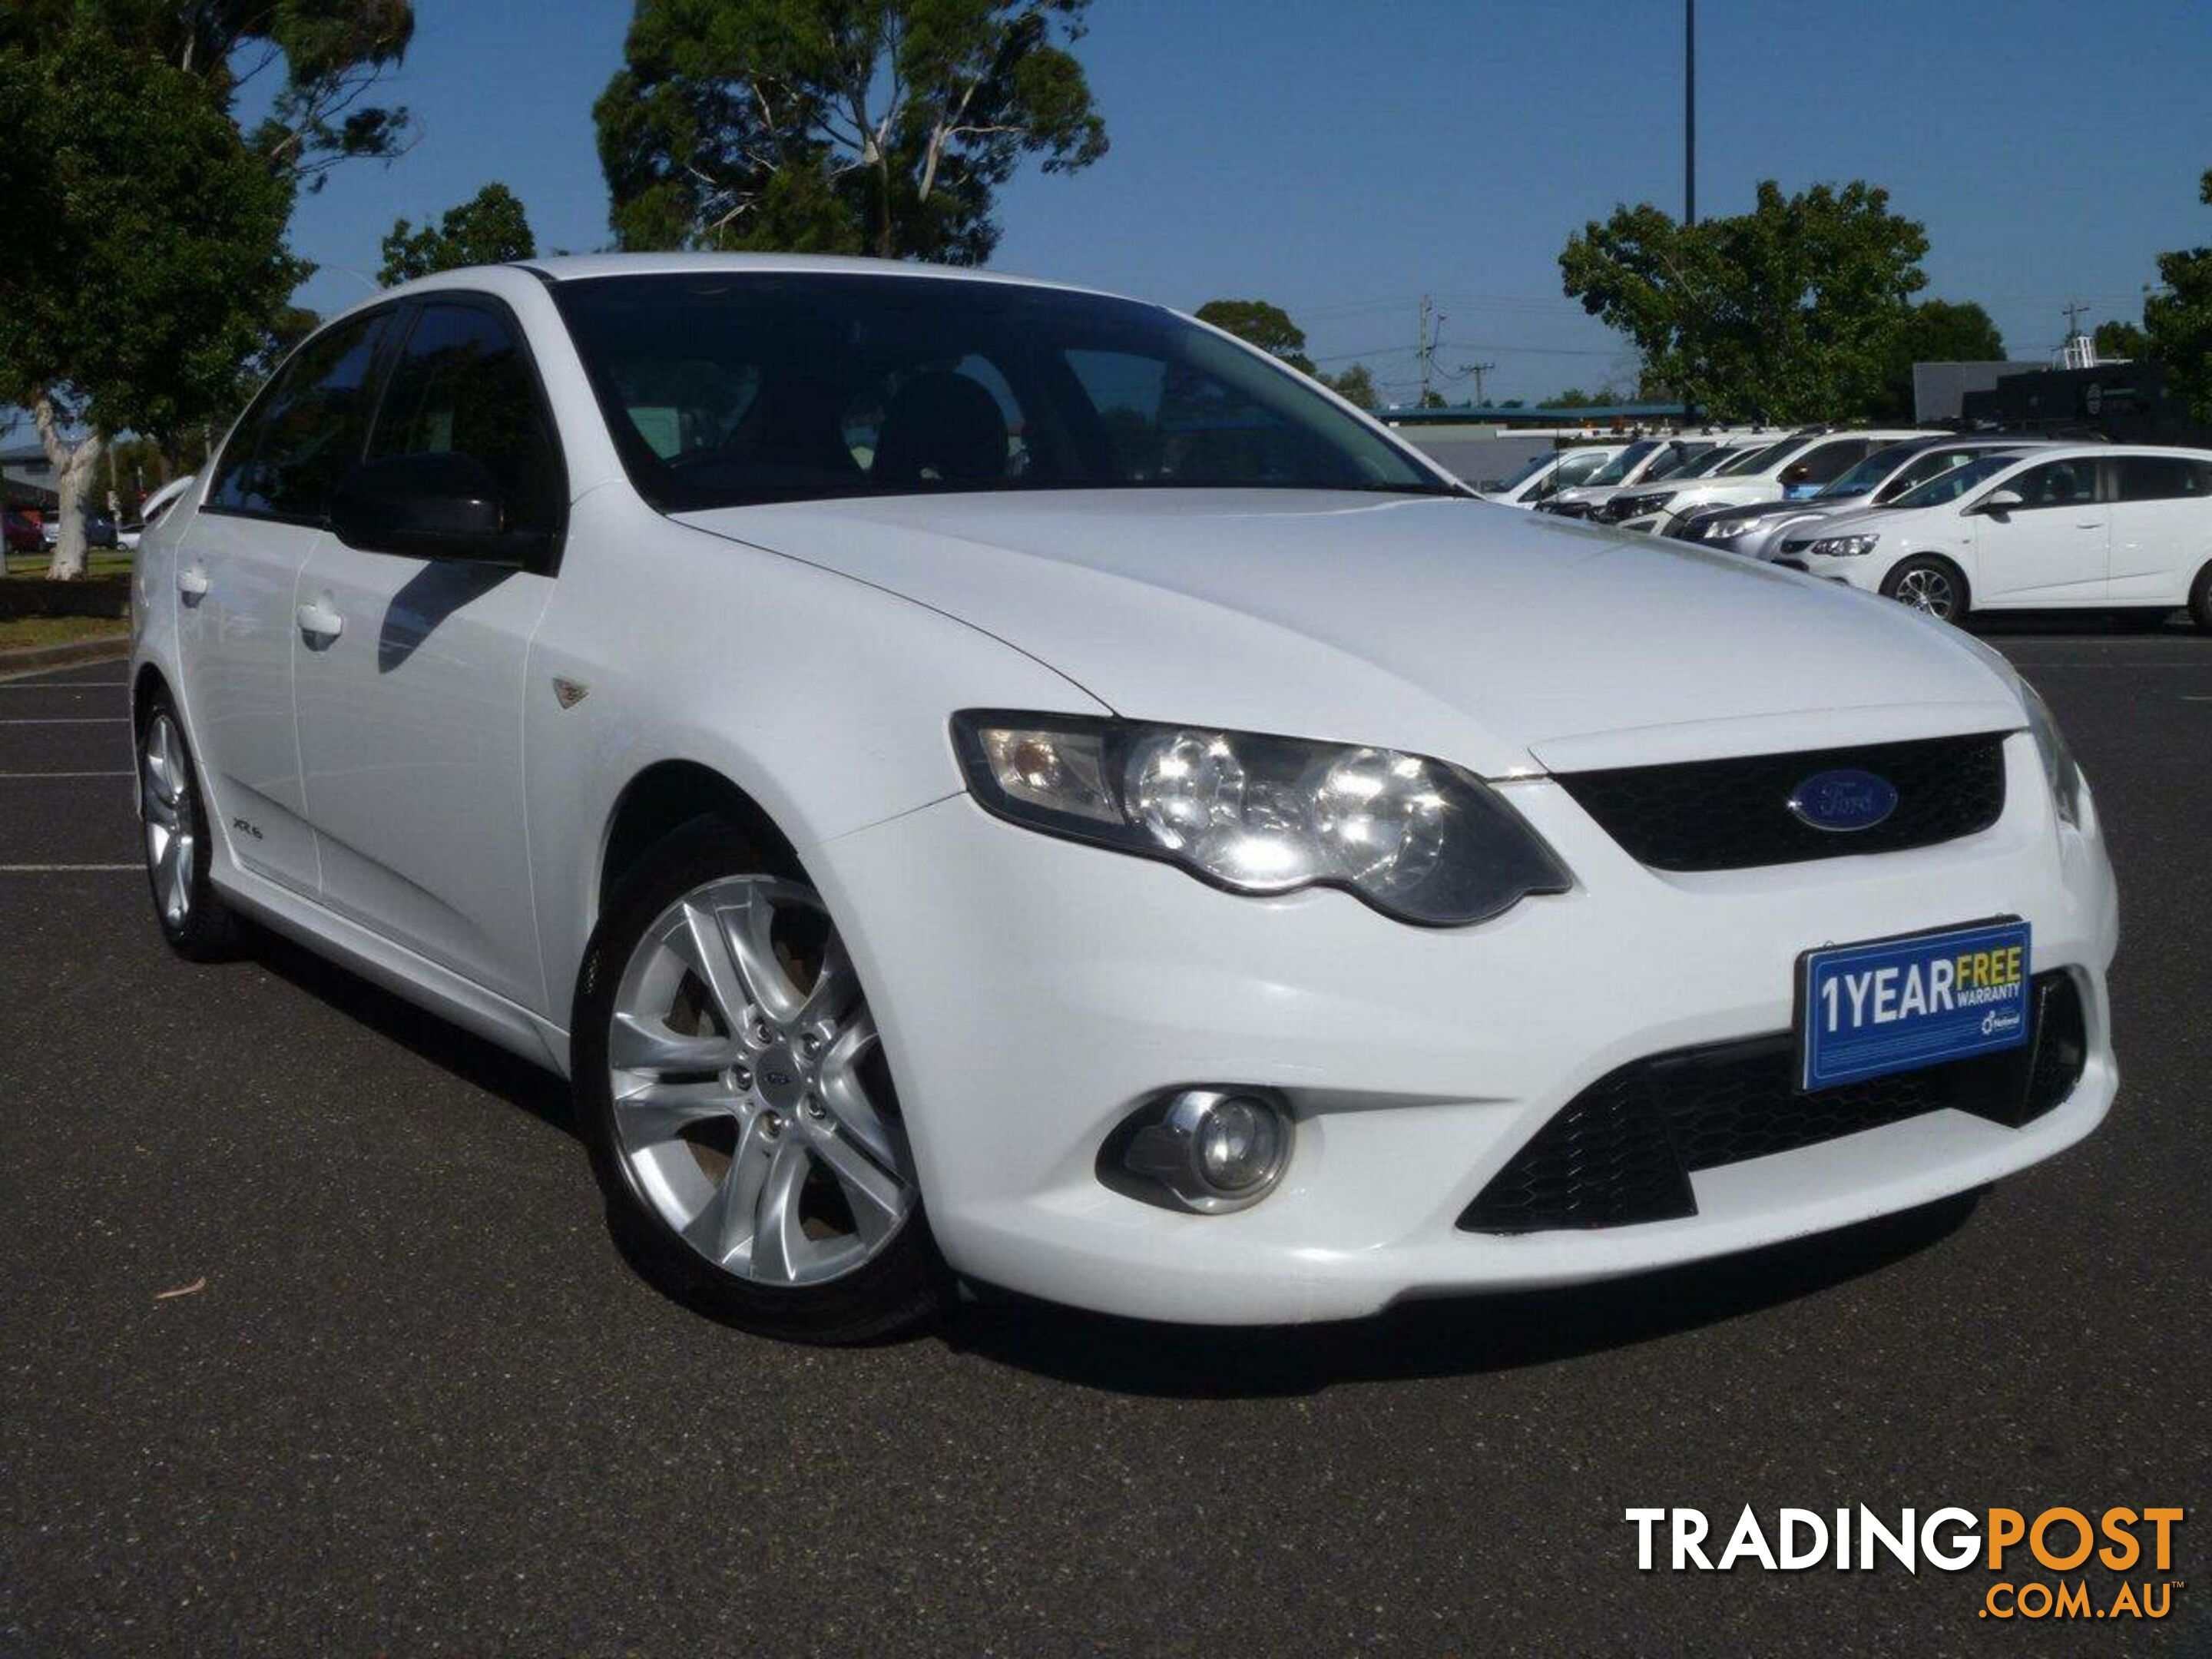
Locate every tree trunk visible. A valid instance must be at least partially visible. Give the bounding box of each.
[33,395,102,582]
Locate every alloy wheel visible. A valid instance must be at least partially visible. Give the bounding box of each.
[1892,567,1957,619]
[606,874,914,1286]
[141,713,196,932]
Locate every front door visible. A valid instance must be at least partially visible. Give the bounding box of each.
[1972,456,2110,606]
[174,308,395,893]
[292,297,565,1012]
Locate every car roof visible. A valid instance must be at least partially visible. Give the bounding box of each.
[510,251,1117,300]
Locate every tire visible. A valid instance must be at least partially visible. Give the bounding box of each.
[571,819,949,1343]
[1879,556,1970,623]
[137,692,243,962]
[2190,563,2212,634]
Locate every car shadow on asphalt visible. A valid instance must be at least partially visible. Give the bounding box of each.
[939,1194,1982,1397]
[247,925,578,1141]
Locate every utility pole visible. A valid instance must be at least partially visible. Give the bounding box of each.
[1684,0,1697,226]
[1465,361,1498,405]
[1415,296,1445,406]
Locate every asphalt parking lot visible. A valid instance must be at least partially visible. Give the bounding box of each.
[2,627,2206,1657]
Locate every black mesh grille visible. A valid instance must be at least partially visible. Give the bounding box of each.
[1459,972,2087,1233]
[1553,732,2008,873]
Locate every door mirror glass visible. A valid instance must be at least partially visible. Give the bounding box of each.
[1975,488,2025,515]
[331,452,512,561]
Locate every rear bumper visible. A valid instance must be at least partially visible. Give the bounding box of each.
[810,736,2118,1323]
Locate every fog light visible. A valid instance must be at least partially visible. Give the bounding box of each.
[1118,1088,1292,1213]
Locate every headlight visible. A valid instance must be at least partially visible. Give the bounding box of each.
[2017,678,2085,827]
[1806,533,1879,558]
[1702,512,1779,538]
[1607,491,1674,522]
[952,713,1572,926]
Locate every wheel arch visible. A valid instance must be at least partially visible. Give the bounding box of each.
[595,759,802,919]
[131,660,172,733]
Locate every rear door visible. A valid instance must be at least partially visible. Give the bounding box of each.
[174,308,396,894]
[290,296,563,1011]
[1969,456,2109,606]
[2106,453,2212,605]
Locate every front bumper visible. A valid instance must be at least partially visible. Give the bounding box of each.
[812,736,2118,1323]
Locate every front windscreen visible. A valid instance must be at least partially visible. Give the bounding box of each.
[1818,442,1919,498]
[1718,438,1795,476]
[1890,454,2017,508]
[1581,440,1660,487]
[551,272,1452,511]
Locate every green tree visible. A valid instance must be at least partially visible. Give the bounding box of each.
[1869,298,2006,420]
[0,1,416,190]
[2144,169,2212,422]
[2093,318,2151,360]
[380,183,538,283]
[1560,180,1929,422]
[0,31,299,578]
[1195,298,1315,373]
[597,0,1107,262]
[1321,363,1378,410]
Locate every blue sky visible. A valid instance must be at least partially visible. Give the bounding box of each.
[282,0,2212,406]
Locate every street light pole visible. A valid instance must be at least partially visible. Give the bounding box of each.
[1684,0,1697,227]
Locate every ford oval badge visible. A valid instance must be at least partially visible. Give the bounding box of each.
[1787,768,1899,833]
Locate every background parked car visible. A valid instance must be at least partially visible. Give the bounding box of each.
[1671,436,2069,559]
[1536,433,1733,517]
[4,508,43,557]
[38,508,120,551]
[1475,442,1625,508]
[1601,428,1939,535]
[1780,444,2212,628]
[1578,433,1786,522]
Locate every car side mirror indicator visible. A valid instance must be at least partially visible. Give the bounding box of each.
[1974,488,2025,515]
[331,452,518,562]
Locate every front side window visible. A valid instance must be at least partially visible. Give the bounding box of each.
[551,274,1449,511]
[207,310,391,520]
[2113,454,2212,502]
[368,301,563,535]
[1894,455,2017,508]
[2005,458,2102,511]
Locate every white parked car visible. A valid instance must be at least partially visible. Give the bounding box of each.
[130,256,2118,1341]
[1575,432,1783,523]
[1601,428,1938,534]
[1780,445,2212,628]
[1671,438,2063,560]
[1476,443,1624,508]
[1538,434,1733,518]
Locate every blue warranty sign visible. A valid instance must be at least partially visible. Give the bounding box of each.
[1798,919,2032,1091]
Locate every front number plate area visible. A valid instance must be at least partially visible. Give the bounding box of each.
[1798,920,2032,1091]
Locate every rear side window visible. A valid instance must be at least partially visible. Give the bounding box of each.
[207,311,391,521]
[369,301,563,535]
[2008,458,2102,509]
[2113,455,2212,502]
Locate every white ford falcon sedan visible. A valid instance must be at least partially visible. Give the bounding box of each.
[129,256,2118,1341]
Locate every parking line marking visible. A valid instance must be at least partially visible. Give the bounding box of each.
[0,770,133,778]
[0,680,127,690]
[0,717,131,724]
[0,863,139,873]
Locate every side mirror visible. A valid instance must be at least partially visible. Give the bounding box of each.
[1974,488,2025,515]
[331,452,513,561]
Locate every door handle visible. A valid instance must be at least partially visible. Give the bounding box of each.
[177,564,210,601]
[2075,520,2106,529]
[296,598,344,641]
